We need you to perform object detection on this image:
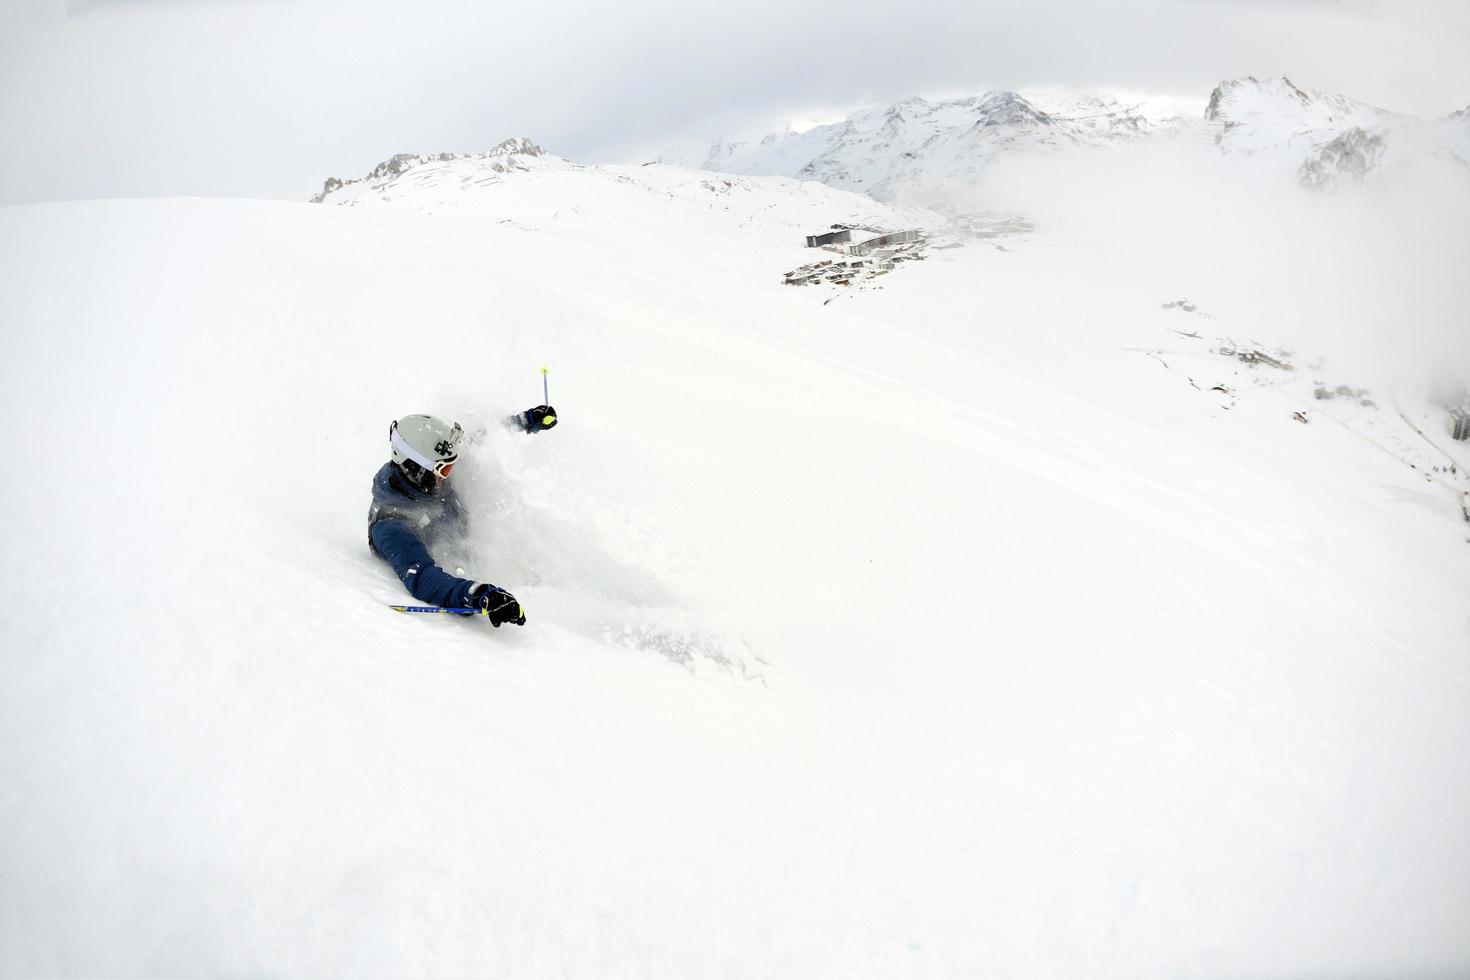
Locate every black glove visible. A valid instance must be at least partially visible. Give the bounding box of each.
[471,584,526,627]
[518,404,558,433]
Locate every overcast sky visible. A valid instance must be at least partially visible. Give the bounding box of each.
[1,0,1467,205]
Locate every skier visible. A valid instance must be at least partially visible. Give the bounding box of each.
[368,405,558,626]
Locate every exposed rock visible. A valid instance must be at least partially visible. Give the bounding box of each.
[310,139,548,202]
[310,176,343,204]
[971,92,1054,129]
[1299,127,1386,189]
[489,137,544,158]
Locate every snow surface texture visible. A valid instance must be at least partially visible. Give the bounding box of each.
[2,131,1470,978]
[667,77,1470,203]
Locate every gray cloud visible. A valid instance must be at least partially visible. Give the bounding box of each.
[1,0,1467,205]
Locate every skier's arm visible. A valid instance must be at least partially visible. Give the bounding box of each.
[506,404,558,433]
[369,517,481,608]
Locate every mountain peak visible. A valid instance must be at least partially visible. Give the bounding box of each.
[888,95,934,113]
[312,138,553,203]
[1205,76,1312,121]
[974,91,1053,127]
[1202,76,1401,157]
[489,137,545,158]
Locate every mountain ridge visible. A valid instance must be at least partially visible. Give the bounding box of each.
[660,77,1466,201]
[312,137,548,203]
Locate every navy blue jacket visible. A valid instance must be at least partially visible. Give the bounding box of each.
[368,462,481,608]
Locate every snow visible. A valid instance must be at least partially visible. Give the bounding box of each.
[2,141,1469,978]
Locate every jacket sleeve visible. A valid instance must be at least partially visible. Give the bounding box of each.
[369,517,480,609]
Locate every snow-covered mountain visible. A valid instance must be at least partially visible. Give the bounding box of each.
[670,77,1469,200]
[311,136,551,203]
[3,127,1470,977]
[1203,75,1400,149]
[312,138,937,237]
[1200,76,1427,189]
[662,92,1169,205]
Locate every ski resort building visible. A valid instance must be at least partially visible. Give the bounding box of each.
[804,228,852,248]
[848,229,922,256]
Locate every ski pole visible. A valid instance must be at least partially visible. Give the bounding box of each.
[541,365,550,405]
[390,604,478,615]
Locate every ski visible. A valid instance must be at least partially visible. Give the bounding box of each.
[389,604,477,615]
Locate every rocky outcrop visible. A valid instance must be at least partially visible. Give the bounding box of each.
[1299,127,1387,189]
[311,139,547,203]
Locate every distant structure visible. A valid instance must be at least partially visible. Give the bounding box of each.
[785,227,929,287]
[786,215,1031,290]
[1452,401,1470,441]
[805,229,852,248]
[848,230,922,256]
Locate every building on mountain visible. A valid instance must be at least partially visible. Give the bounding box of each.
[805,228,852,248]
[849,230,922,256]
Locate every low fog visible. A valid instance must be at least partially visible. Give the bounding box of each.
[927,140,1470,392]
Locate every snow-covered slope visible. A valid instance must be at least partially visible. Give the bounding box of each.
[2,146,1469,978]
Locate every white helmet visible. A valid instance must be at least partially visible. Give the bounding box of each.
[389,414,463,491]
